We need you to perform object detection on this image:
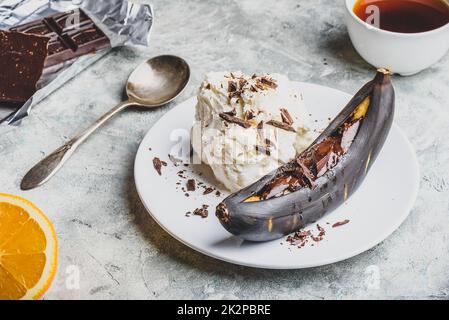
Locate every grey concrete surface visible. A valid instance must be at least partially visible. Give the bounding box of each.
[1,0,448,299]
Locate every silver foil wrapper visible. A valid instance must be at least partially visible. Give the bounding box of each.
[0,0,154,125]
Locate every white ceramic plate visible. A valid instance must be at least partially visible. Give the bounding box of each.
[134,82,419,269]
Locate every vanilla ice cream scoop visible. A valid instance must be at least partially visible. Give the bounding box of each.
[192,71,315,192]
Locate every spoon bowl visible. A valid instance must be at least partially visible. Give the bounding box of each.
[127,55,190,107]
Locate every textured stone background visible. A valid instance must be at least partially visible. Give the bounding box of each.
[1,0,448,299]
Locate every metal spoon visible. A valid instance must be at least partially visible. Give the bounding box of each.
[21,55,190,190]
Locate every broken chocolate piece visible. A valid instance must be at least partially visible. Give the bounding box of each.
[10,9,111,68]
[0,31,50,103]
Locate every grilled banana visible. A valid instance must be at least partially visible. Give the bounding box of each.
[216,69,395,242]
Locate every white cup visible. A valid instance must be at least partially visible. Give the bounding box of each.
[345,0,449,76]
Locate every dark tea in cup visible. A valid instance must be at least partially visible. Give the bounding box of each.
[353,0,449,33]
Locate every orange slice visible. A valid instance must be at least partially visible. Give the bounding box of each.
[0,193,57,300]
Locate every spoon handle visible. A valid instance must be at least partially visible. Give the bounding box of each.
[21,100,134,190]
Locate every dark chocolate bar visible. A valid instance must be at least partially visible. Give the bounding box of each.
[0,30,49,103]
[10,9,111,67]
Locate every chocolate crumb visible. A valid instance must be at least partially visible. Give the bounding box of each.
[203,187,214,195]
[193,205,209,218]
[186,179,196,192]
[286,223,328,248]
[215,190,221,197]
[332,219,350,228]
[257,121,264,129]
[153,157,165,175]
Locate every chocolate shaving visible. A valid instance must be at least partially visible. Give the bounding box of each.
[257,121,264,129]
[153,157,167,176]
[332,219,350,228]
[266,120,296,132]
[260,77,278,89]
[287,224,327,248]
[280,108,294,125]
[219,113,251,128]
[286,230,312,248]
[255,83,265,91]
[203,187,215,195]
[228,81,237,93]
[312,224,326,242]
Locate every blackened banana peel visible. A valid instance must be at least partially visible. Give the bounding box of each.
[216,69,395,242]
